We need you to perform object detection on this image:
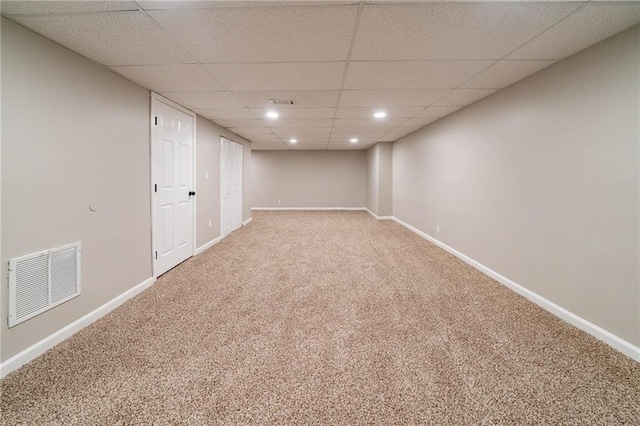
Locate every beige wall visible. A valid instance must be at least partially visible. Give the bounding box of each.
[366,143,393,216]
[195,116,251,248]
[366,145,379,214]
[393,26,640,346]
[377,143,393,217]
[252,150,366,208]
[1,19,153,361]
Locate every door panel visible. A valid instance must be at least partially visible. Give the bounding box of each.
[178,143,189,187]
[161,205,173,255]
[178,201,189,248]
[152,98,194,276]
[162,140,173,188]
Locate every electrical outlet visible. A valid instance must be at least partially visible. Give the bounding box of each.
[278,199,281,204]
[208,219,212,228]
[436,225,440,233]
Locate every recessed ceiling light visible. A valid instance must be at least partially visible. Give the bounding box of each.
[290,139,297,144]
[374,111,387,119]
[266,111,279,119]
[350,138,358,143]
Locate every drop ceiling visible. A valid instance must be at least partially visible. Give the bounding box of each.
[3,0,640,150]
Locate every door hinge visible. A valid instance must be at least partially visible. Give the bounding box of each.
[154,116,158,125]
[155,251,158,260]
[154,184,157,193]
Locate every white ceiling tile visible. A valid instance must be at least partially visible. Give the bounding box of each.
[250,108,336,119]
[415,106,462,117]
[234,91,341,108]
[193,108,256,120]
[13,12,194,66]
[328,144,363,148]
[377,135,403,143]
[330,129,389,138]
[328,140,372,146]
[111,65,224,92]
[508,4,640,60]
[329,136,379,144]
[273,128,332,136]
[149,6,357,62]
[2,1,139,14]
[139,1,358,10]
[336,106,423,118]
[291,146,329,150]
[287,139,330,145]
[339,89,450,107]
[327,144,366,150]
[291,141,330,147]
[351,3,579,60]
[365,0,589,2]
[228,127,275,135]
[246,134,285,143]
[205,62,345,91]
[399,117,440,127]
[462,60,555,89]
[396,125,423,132]
[276,140,330,147]
[215,119,267,128]
[266,119,334,128]
[138,1,220,10]
[333,118,407,127]
[432,89,496,106]
[161,91,244,109]
[250,144,286,149]
[330,126,390,133]
[251,145,289,151]
[344,61,493,89]
[378,129,420,142]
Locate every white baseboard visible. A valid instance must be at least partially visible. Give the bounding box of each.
[252,207,366,211]
[365,208,394,221]
[195,236,222,255]
[0,276,156,379]
[391,216,640,362]
[243,217,253,226]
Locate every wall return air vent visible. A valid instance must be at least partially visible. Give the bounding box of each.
[269,99,296,105]
[8,242,81,327]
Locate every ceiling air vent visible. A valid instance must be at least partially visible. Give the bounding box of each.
[269,99,296,105]
[8,242,81,327]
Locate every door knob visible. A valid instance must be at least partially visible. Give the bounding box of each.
[189,191,196,196]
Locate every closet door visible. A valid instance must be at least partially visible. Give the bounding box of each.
[231,142,243,232]
[220,138,242,238]
[220,138,231,238]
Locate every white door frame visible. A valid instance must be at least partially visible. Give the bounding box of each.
[150,92,197,278]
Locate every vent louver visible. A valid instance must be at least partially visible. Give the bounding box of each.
[269,99,296,105]
[9,242,81,327]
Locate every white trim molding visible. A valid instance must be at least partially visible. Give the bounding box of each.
[391,216,640,362]
[0,276,156,379]
[365,208,394,221]
[195,236,222,255]
[252,207,366,211]
[243,218,253,226]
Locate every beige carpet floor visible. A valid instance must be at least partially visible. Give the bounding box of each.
[1,211,639,424]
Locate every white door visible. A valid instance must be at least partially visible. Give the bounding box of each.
[231,142,243,232]
[220,138,231,238]
[220,138,242,238]
[152,98,195,276]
